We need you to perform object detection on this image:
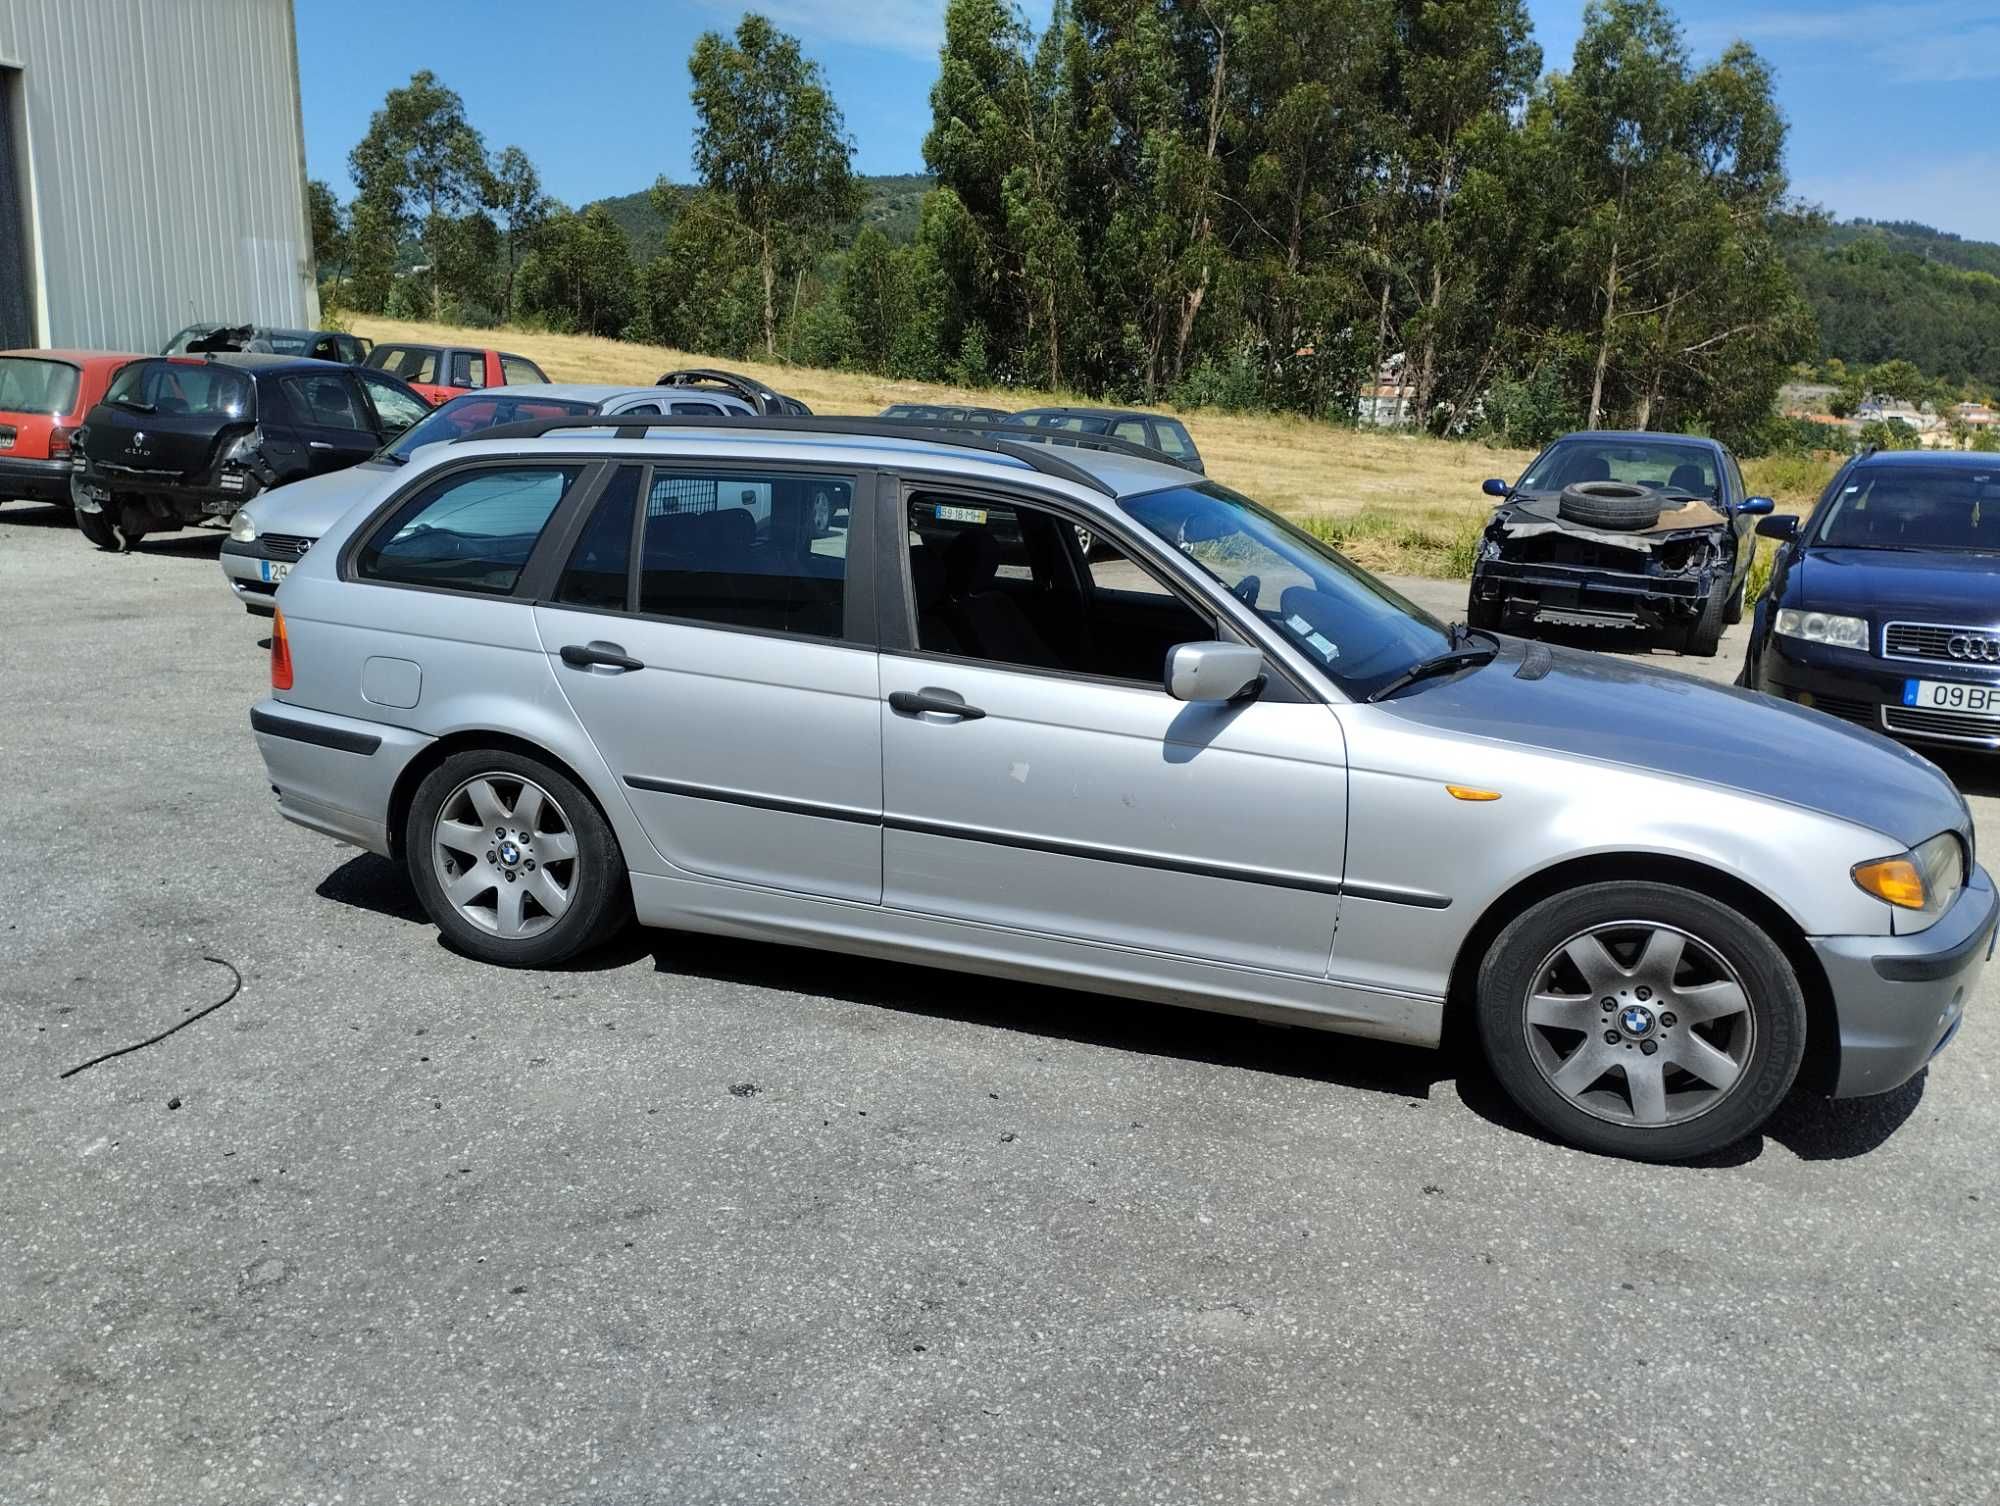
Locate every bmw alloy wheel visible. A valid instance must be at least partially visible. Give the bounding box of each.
[431,774,579,939]
[1520,921,1756,1128]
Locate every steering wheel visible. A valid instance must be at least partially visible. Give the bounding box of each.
[1232,574,1262,607]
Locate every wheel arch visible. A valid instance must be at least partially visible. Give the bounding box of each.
[1442,850,1840,1094]
[387,728,627,877]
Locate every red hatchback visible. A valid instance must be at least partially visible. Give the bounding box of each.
[0,350,145,505]
[362,342,547,407]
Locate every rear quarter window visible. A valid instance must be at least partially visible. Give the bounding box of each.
[355,464,583,595]
[500,355,546,384]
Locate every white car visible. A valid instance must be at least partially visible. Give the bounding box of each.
[219,384,756,614]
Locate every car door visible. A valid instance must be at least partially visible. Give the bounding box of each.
[533,459,883,902]
[876,485,1349,977]
[277,372,379,476]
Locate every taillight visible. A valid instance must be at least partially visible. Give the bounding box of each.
[270,607,294,691]
[48,424,75,459]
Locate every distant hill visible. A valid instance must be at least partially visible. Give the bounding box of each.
[1789,219,2000,388]
[586,173,933,262]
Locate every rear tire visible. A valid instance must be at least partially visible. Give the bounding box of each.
[1724,570,1748,626]
[405,748,628,968]
[75,506,117,550]
[1475,881,1805,1161]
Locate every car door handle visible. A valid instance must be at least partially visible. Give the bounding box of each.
[559,641,644,672]
[889,688,985,720]
[308,440,333,450]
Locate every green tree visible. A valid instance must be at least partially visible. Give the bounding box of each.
[689,14,861,357]
[487,145,549,317]
[306,178,346,292]
[1866,358,1926,403]
[348,70,491,319]
[514,205,634,337]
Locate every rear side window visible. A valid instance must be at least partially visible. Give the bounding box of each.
[0,357,80,414]
[105,360,253,418]
[555,466,640,610]
[670,401,723,416]
[356,465,582,595]
[283,375,368,430]
[449,352,489,389]
[638,470,851,637]
[1154,421,1195,460]
[501,355,545,384]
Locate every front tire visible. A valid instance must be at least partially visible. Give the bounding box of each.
[1679,575,1729,657]
[405,749,627,967]
[1475,881,1806,1161]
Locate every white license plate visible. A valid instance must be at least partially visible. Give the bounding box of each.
[260,560,291,584]
[1904,679,2000,718]
[0,434,14,450]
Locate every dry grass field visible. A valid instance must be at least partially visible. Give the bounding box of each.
[353,315,1835,580]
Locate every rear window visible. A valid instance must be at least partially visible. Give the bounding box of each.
[501,355,545,384]
[0,357,80,414]
[356,465,582,594]
[104,360,253,419]
[384,393,598,461]
[371,346,440,385]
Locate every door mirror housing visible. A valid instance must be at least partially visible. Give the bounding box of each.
[1755,514,1800,540]
[1739,495,1776,516]
[1482,477,1511,498]
[1166,641,1265,703]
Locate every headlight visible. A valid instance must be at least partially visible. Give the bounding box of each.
[1775,608,1867,650]
[1852,831,1967,916]
[228,510,258,543]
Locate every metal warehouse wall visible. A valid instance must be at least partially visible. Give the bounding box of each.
[0,0,317,350]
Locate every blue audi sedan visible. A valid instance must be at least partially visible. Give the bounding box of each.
[1742,450,2000,753]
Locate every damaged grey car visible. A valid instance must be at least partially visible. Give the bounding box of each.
[1467,433,1774,656]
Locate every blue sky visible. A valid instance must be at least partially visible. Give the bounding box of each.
[296,0,2000,241]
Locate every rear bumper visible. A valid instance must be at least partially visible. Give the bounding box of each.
[251,697,432,857]
[1813,863,1996,1097]
[78,464,252,519]
[0,455,73,502]
[1470,557,1717,630]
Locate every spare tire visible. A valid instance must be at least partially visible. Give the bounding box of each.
[1557,480,1661,531]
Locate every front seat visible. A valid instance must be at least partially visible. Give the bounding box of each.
[1667,463,1709,496]
[1570,456,1611,483]
[940,527,1064,669]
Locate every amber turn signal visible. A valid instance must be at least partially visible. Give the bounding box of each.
[1851,854,1926,910]
[1446,785,1502,802]
[270,607,294,691]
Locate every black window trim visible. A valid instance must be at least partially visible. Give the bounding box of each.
[534,457,878,649]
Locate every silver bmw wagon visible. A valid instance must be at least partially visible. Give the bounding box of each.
[248,416,1995,1160]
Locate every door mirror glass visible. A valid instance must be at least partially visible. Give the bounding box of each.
[1482,477,1510,498]
[1755,514,1800,540]
[1739,495,1776,516]
[1166,640,1264,703]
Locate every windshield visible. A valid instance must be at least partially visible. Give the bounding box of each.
[1812,466,2000,552]
[381,393,598,461]
[1518,439,1717,498]
[0,357,80,414]
[1118,482,1453,700]
[103,360,253,419]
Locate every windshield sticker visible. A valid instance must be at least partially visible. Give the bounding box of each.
[1285,612,1339,661]
[935,504,987,524]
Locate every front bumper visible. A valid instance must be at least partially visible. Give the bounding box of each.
[0,454,74,502]
[1470,557,1717,631]
[220,536,313,615]
[1756,636,2000,751]
[251,697,433,856]
[1814,862,1996,1097]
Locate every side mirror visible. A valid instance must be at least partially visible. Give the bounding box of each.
[1755,514,1800,540]
[1482,478,1511,498]
[1739,495,1776,516]
[1166,641,1265,703]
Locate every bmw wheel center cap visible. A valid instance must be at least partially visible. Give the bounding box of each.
[1619,1004,1656,1037]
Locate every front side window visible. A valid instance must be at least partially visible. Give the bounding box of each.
[500,355,545,384]
[0,357,80,414]
[373,346,439,385]
[907,495,1211,683]
[283,374,369,430]
[356,465,582,594]
[638,470,851,637]
[1518,440,1717,498]
[354,370,430,435]
[105,360,253,419]
[1813,466,2000,552]
[1119,482,1450,700]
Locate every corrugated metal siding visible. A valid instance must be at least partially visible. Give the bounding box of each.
[0,0,317,350]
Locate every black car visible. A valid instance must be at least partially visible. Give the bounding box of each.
[1003,406,1204,473]
[657,367,812,417]
[1467,431,1774,656]
[880,402,1010,422]
[71,354,431,550]
[164,323,372,364]
[1742,450,2000,752]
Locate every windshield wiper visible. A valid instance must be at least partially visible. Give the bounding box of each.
[1367,631,1499,702]
[372,449,408,465]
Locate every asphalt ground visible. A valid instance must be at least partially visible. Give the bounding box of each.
[3,501,1996,1506]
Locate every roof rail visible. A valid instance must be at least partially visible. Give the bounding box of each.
[449,413,1141,497]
